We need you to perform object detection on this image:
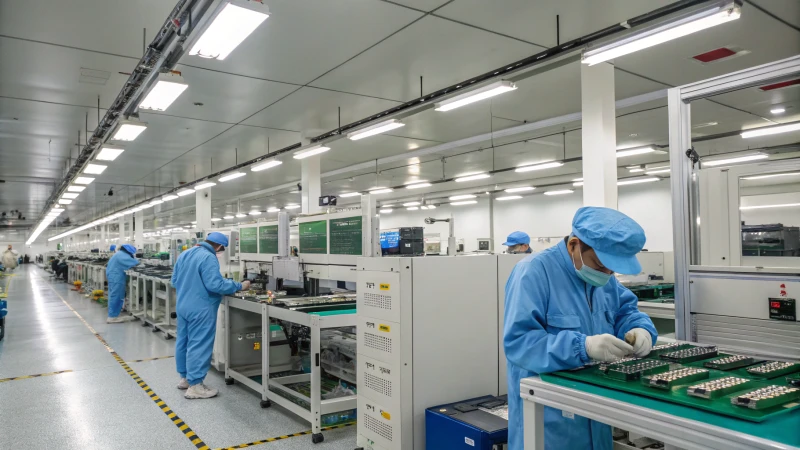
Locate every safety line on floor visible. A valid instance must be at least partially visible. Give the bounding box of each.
[126,355,175,363]
[40,276,210,450]
[214,423,355,450]
[0,370,73,384]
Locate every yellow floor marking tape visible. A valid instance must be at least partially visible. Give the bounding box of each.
[214,423,355,450]
[126,355,175,363]
[41,276,210,450]
[0,370,73,383]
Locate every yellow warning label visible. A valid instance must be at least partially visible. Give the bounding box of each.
[381,411,391,420]
[379,324,390,332]
[254,342,261,351]
[379,283,390,291]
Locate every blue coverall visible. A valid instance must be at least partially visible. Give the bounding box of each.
[105,250,139,318]
[171,242,242,386]
[503,240,657,450]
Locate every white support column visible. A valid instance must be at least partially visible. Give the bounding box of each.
[196,190,212,231]
[118,216,125,244]
[100,225,106,248]
[581,62,618,208]
[134,213,144,246]
[301,156,322,214]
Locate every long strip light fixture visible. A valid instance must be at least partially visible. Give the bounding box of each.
[293,145,330,160]
[515,161,564,173]
[702,153,768,167]
[251,159,282,171]
[741,122,800,139]
[582,1,741,66]
[740,203,800,210]
[505,186,535,193]
[340,192,362,198]
[138,72,189,111]
[219,171,246,182]
[616,145,656,158]
[189,1,269,61]
[435,81,517,112]
[348,119,405,140]
[455,172,491,182]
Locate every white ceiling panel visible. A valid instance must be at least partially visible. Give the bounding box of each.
[705,83,800,125]
[384,0,453,13]
[242,86,399,132]
[309,15,536,101]
[435,0,673,48]
[0,0,174,57]
[749,0,800,28]
[180,0,422,85]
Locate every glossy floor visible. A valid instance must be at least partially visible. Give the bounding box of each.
[0,266,356,449]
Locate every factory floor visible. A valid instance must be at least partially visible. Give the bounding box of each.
[0,265,356,450]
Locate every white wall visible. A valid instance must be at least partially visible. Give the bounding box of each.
[379,180,674,253]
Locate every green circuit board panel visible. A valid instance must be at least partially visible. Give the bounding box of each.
[703,355,759,371]
[550,343,800,422]
[731,385,800,410]
[746,361,800,379]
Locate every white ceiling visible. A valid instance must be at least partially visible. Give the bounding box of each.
[1,0,799,238]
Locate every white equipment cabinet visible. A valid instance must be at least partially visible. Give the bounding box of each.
[356,255,499,450]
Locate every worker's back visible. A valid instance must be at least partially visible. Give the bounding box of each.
[172,242,239,316]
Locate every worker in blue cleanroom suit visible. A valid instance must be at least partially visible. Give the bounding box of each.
[109,244,116,252]
[504,231,533,254]
[172,232,250,399]
[105,244,139,323]
[504,207,657,450]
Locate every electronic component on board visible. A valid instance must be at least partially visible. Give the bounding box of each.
[643,367,710,389]
[602,359,671,381]
[687,376,752,399]
[660,346,718,363]
[746,361,800,378]
[731,385,800,410]
[704,355,758,371]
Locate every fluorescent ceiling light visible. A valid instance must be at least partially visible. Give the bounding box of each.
[189,1,269,60]
[211,217,222,222]
[194,181,217,190]
[449,195,477,202]
[573,182,584,187]
[403,202,420,207]
[645,168,671,175]
[162,194,179,201]
[96,146,125,161]
[742,172,800,181]
[426,204,437,209]
[497,195,522,201]
[740,203,800,210]
[111,119,148,141]
[451,200,478,206]
[83,163,107,175]
[249,211,262,216]
[505,186,535,193]
[406,182,431,189]
[348,119,405,141]
[455,172,491,182]
[515,161,564,173]
[629,168,645,173]
[379,208,393,214]
[138,73,189,111]
[177,188,195,196]
[61,192,80,199]
[741,123,800,138]
[284,204,301,210]
[122,209,135,215]
[340,192,362,198]
[702,154,768,167]
[251,160,282,171]
[435,81,517,112]
[369,188,393,194]
[267,208,280,213]
[67,185,86,192]
[223,215,234,220]
[50,208,65,213]
[293,145,330,160]
[572,178,583,182]
[219,172,246,182]
[406,206,419,211]
[544,190,574,196]
[235,213,246,218]
[616,146,656,158]
[582,2,741,66]
[618,177,659,186]
[149,199,164,206]
[191,221,197,224]
[58,199,73,204]
[770,108,786,115]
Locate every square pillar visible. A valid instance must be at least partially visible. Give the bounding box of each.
[196,190,212,231]
[581,62,618,208]
[301,156,322,214]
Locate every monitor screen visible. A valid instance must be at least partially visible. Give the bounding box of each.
[380,230,400,254]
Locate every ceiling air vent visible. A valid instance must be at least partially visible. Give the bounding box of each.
[759,79,800,92]
[691,46,748,65]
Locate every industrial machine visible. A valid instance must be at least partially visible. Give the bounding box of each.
[425,396,508,450]
[356,255,499,450]
[741,224,800,257]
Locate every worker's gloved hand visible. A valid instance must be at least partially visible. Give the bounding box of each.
[624,328,653,357]
[585,334,634,362]
[241,280,251,290]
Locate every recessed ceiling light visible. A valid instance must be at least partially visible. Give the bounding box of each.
[96,146,125,161]
[61,192,79,199]
[67,185,86,192]
[189,1,269,61]
[770,107,786,115]
[83,163,107,175]
[138,72,189,112]
[111,119,147,141]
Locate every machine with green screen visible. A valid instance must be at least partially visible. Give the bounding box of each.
[299,220,327,254]
[239,227,258,253]
[259,225,279,254]
[329,216,362,255]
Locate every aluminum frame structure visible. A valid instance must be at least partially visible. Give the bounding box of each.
[668,55,800,340]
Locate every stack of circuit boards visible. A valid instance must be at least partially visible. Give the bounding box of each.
[551,342,800,422]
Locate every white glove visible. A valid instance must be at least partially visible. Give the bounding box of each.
[625,328,653,357]
[241,280,251,290]
[585,334,634,362]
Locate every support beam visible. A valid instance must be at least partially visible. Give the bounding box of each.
[134,212,144,246]
[301,156,322,214]
[118,216,125,244]
[581,62,618,208]
[196,190,212,231]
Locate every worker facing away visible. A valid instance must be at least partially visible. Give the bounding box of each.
[105,244,140,323]
[172,232,251,399]
[2,245,18,271]
[503,207,657,450]
[503,231,532,254]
